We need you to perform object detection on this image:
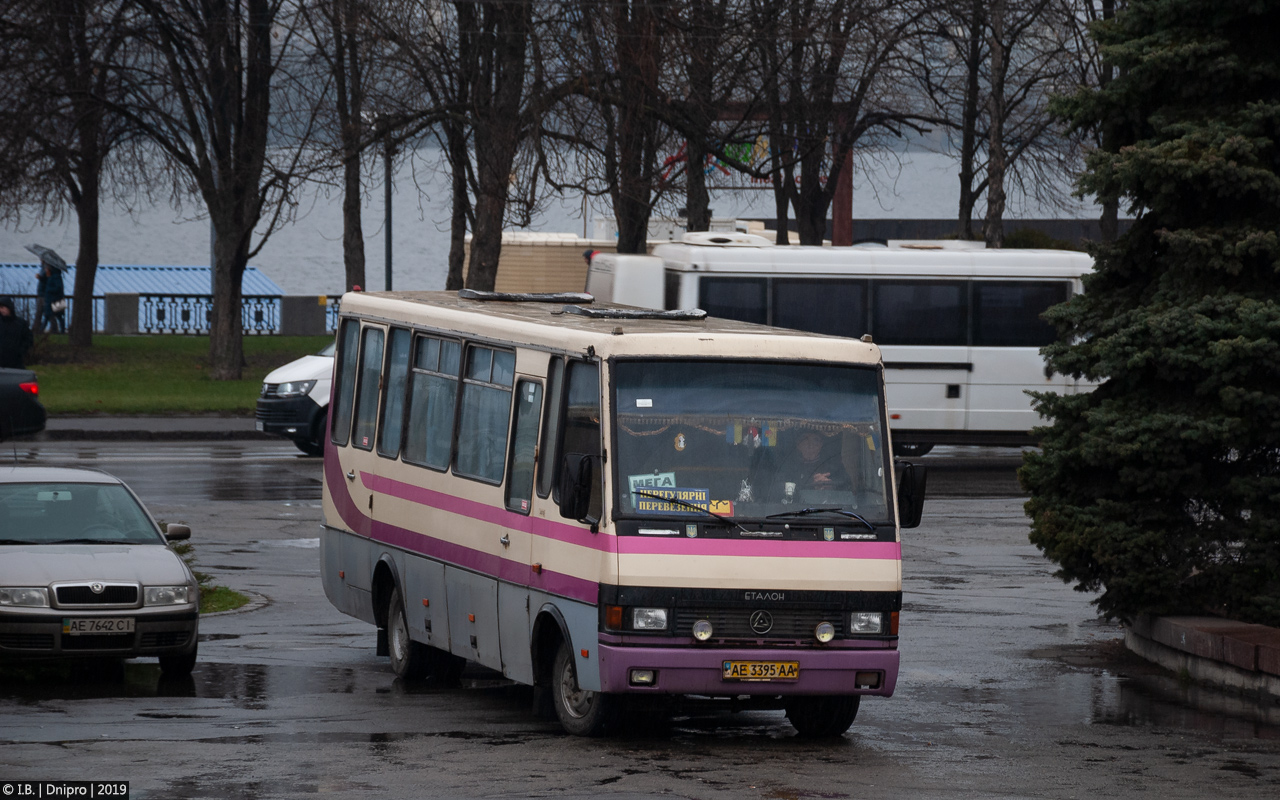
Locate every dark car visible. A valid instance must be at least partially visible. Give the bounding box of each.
[0,367,46,440]
[0,466,200,676]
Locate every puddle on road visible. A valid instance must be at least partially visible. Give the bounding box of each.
[4,641,1277,740]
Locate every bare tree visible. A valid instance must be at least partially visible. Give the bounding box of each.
[0,0,145,347]
[1058,0,1123,241]
[377,0,563,290]
[748,0,931,246]
[117,0,324,379]
[298,0,389,292]
[663,0,760,233]
[913,0,1079,245]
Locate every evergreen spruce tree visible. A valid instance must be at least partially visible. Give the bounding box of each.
[1023,0,1280,624]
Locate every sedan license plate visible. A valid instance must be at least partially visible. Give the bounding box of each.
[255,420,265,432]
[63,617,135,635]
[722,660,799,681]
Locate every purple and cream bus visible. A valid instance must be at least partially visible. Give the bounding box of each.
[321,289,925,736]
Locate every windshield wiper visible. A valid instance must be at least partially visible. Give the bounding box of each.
[44,538,120,545]
[631,489,747,533]
[0,539,34,544]
[765,506,877,532]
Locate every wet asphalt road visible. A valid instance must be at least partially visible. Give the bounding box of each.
[2,442,1279,799]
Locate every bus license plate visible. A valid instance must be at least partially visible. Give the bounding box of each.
[63,618,135,635]
[722,661,799,681]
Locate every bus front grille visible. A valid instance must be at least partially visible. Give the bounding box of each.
[674,609,845,640]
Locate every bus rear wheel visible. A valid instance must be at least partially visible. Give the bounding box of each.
[552,640,615,736]
[785,695,860,738]
[387,587,463,683]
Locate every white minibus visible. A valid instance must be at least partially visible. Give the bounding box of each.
[588,234,1093,454]
[321,289,925,737]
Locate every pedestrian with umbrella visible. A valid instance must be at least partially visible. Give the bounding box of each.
[25,245,68,334]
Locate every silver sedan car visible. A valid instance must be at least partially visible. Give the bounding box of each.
[0,466,199,676]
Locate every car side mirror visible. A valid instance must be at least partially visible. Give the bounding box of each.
[165,523,192,541]
[557,452,598,526]
[894,462,927,529]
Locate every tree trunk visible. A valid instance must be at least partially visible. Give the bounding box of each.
[333,0,366,292]
[445,120,469,290]
[612,0,659,254]
[794,139,829,245]
[463,0,530,290]
[984,0,1007,249]
[70,179,99,348]
[341,144,366,291]
[208,221,247,381]
[1098,0,1119,242]
[685,135,711,233]
[957,1,984,240]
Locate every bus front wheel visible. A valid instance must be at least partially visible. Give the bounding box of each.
[552,640,615,736]
[785,695,860,738]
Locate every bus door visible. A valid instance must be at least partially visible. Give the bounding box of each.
[872,280,969,433]
[965,281,1073,433]
[331,319,386,598]
[494,353,548,683]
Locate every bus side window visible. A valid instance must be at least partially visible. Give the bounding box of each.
[505,380,543,514]
[404,335,460,471]
[537,358,566,498]
[330,319,362,446]
[377,327,413,459]
[773,278,867,337]
[699,277,767,325]
[454,345,515,483]
[872,280,968,346]
[556,361,602,521]
[351,326,385,451]
[972,281,1071,347]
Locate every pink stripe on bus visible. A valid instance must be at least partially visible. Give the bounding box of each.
[363,472,611,552]
[615,537,900,560]
[325,455,599,602]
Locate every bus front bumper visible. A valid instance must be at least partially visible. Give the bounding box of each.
[596,643,899,696]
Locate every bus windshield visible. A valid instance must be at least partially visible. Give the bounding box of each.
[613,360,891,523]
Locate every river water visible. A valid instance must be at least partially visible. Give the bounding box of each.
[0,149,1096,296]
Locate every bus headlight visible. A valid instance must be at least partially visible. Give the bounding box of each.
[692,619,713,641]
[814,621,836,643]
[631,608,668,631]
[849,612,883,634]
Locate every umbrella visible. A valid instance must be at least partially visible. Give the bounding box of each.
[24,244,68,271]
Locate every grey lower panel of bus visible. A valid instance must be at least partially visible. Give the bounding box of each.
[320,527,602,691]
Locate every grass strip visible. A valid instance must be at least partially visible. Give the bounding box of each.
[28,334,332,415]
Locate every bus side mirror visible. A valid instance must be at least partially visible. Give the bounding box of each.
[895,462,927,529]
[557,453,596,523]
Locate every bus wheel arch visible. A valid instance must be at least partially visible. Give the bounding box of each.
[531,607,569,683]
[371,558,398,630]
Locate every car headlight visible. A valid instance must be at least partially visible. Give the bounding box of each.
[275,380,317,398]
[0,588,49,607]
[849,611,883,634]
[631,607,668,631]
[145,585,193,606]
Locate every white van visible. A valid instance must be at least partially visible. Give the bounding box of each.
[255,342,334,455]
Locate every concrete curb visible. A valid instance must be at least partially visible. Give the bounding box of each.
[202,589,271,618]
[41,429,277,442]
[1125,614,1280,703]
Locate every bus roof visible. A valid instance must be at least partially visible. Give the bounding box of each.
[651,241,1093,279]
[337,290,883,364]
